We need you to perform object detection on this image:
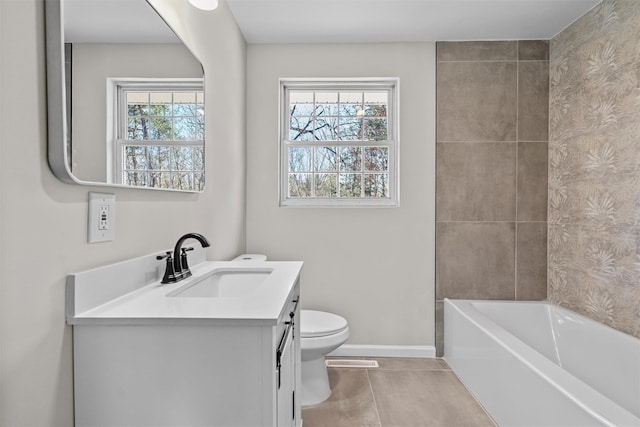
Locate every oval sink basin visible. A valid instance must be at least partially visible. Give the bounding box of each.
[167,268,273,298]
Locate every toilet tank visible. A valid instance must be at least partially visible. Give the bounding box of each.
[232,254,268,261]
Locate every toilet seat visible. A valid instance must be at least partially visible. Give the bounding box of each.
[301,310,348,338]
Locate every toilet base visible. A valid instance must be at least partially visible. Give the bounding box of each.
[301,356,331,406]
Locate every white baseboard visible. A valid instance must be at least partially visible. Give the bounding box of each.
[328,344,436,358]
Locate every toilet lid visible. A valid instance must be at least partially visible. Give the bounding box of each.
[301,310,348,338]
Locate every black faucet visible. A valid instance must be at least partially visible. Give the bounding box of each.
[159,233,211,284]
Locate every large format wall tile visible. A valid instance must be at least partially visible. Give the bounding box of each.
[437,142,516,221]
[436,222,515,300]
[518,40,549,61]
[435,40,549,356]
[518,142,548,221]
[437,61,517,142]
[516,222,548,300]
[437,41,517,62]
[518,61,549,142]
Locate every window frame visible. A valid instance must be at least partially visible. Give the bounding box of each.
[279,78,400,207]
[107,77,205,191]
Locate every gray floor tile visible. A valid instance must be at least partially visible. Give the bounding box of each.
[368,369,495,427]
[302,368,381,427]
[303,359,494,427]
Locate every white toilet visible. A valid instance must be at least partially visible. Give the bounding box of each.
[300,309,349,407]
[232,254,349,407]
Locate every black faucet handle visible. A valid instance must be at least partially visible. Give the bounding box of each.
[158,252,178,284]
[180,247,194,279]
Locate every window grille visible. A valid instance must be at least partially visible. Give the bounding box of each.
[280,79,399,206]
[112,79,204,191]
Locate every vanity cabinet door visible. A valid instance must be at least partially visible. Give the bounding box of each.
[276,321,295,427]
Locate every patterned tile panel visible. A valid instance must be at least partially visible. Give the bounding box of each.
[549,0,640,340]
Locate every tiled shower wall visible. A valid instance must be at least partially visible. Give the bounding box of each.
[435,41,549,355]
[548,0,640,338]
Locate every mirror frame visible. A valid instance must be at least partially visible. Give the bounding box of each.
[44,0,206,192]
[45,0,73,185]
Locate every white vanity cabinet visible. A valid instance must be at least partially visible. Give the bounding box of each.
[276,293,300,427]
[67,255,302,427]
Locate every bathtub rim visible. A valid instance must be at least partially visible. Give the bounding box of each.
[443,298,640,427]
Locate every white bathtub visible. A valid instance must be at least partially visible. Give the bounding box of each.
[444,299,640,427]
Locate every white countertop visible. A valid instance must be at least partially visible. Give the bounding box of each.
[68,260,303,326]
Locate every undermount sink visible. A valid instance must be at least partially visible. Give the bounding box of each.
[167,268,273,298]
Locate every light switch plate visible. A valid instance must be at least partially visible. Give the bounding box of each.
[88,192,115,243]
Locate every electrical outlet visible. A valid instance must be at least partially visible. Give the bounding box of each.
[88,192,115,243]
[99,205,109,230]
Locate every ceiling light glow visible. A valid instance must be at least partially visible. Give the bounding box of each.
[188,0,218,11]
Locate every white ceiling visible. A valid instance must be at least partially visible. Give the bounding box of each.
[226,0,602,44]
[63,0,603,45]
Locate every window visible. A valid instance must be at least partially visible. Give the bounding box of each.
[110,79,204,191]
[280,79,398,206]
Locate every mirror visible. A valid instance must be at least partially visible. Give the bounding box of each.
[45,0,205,192]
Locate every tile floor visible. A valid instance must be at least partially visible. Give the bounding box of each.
[301,357,495,427]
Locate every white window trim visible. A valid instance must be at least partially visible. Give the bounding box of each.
[106,77,204,185]
[279,78,400,207]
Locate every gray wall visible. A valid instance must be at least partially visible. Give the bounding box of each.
[549,0,640,337]
[435,41,549,355]
[0,0,246,424]
[246,43,437,349]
